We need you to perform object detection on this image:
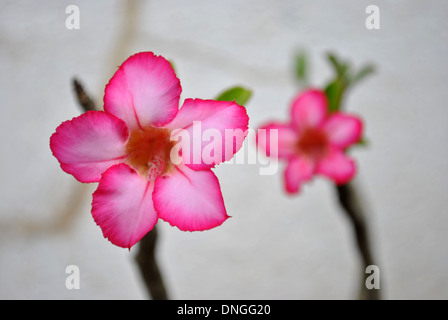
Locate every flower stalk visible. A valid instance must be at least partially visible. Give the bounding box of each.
[135,226,168,300]
[336,182,380,300]
[72,78,96,112]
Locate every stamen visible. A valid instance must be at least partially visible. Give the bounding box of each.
[125,126,175,177]
[297,128,329,160]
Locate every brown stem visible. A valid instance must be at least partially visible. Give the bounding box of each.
[336,182,381,300]
[135,226,169,300]
[72,78,96,112]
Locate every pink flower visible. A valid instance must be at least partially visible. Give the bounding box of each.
[50,52,249,249]
[257,89,363,194]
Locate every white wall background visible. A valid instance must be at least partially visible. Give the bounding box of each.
[0,0,447,299]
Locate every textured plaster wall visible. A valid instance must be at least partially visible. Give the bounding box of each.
[0,0,447,299]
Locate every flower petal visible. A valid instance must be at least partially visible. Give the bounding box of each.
[291,89,328,130]
[153,165,229,231]
[316,149,356,185]
[50,111,129,183]
[284,155,315,194]
[167,98,249,170]
[92,163,158,249]
[324,113,363,149]
[104,52,182,130]
[256,122,298,160]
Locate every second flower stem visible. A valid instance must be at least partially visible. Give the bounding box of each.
[135,226,169,300]
[336,182,381,300]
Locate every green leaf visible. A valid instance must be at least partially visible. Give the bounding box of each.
[350,136,368,149]
[324,79,345,113]
[215,86,252,106]
[294,51,308,83]
[324,53,353,113]
[357,137,368,146]
[327,53,350,79]
[350,64,375,86]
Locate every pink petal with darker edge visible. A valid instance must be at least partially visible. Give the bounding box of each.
[50,111,129,183]
[324,113,363,149]
[153,164,229,231]
[104,52,182,130]
[284,155,315,194]
[167,98,249,170]
[92,163,159,249]
[291,89,328,130]
[316,149,356,185]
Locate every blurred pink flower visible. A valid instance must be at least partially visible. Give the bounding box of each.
[50,52,249,249]
[257,89,363,194]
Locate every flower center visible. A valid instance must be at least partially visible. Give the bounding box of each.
[297,128,329,160]
[125,126,176,179]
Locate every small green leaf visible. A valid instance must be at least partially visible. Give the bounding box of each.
[295,51,308,83]
[324,79,345,113]
[327,53,350,79]
[326,53,353,108]
[350,64,375,86]
[358,137,368,146]
[351,136,368,149]
[215,86,252,106]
